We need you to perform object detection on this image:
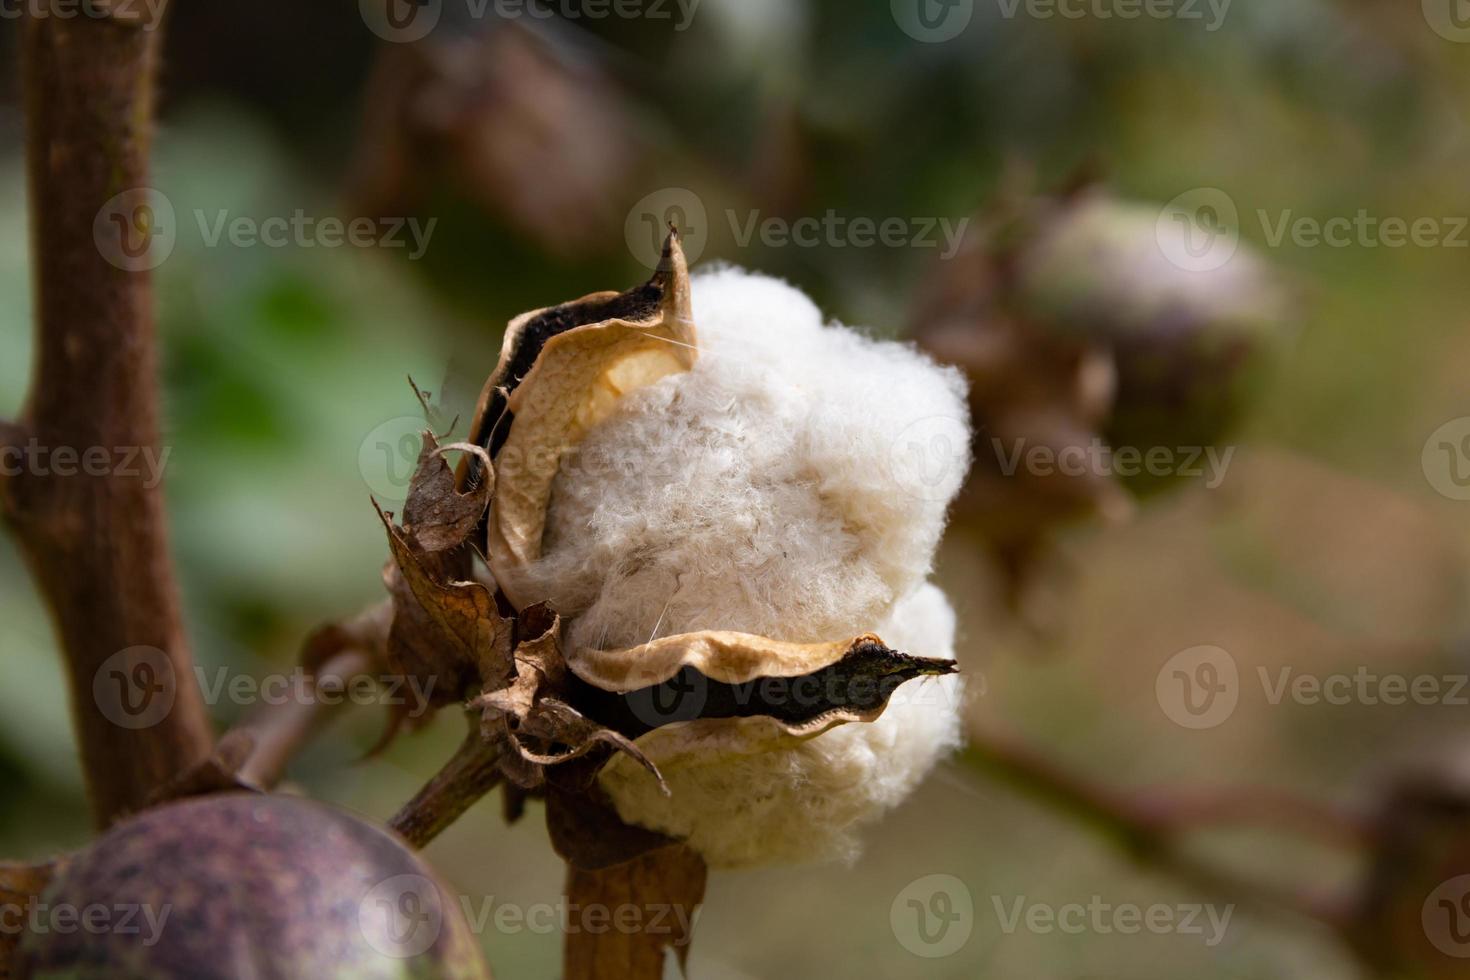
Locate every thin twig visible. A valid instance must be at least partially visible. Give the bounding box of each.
[963,724,1355,926]
[9,7,213,827]
[388,721,504,850]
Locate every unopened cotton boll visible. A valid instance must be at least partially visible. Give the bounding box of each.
[511,266,973,867]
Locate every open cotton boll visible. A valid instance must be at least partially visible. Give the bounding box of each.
[596,582,966,868]
[512,266,973,653]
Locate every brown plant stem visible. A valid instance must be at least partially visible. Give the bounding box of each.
[5,8,214,827]
[963,724,1357,926]
[389,722,504,850]
[563,846,707,980]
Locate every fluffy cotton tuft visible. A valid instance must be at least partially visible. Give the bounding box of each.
[512,267,972,652]
[511,267,972,867]
[597,582,966,868]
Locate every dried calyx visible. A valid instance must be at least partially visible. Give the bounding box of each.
[376,230,966,868]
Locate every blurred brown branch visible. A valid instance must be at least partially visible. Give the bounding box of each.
[6,9,214,827]
[963,723,1358,927]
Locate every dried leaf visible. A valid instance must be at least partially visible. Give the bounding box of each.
[378,501,513,708]
[473,605,666,793]
[463,231,697,607]
[402,434,493,554]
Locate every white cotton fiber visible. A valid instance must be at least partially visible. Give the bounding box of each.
[596,582,966,868]
[512,266,972,653]
[511,266,972,867]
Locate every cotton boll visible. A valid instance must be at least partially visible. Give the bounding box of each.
[511,267,972,653]
[596,583,966,868]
